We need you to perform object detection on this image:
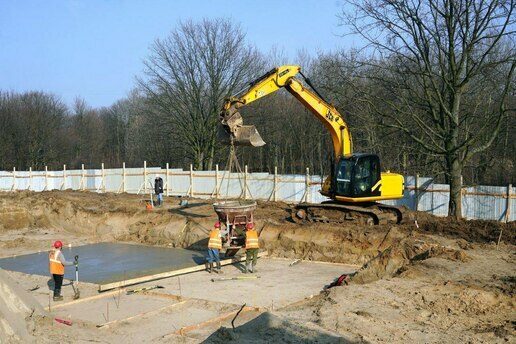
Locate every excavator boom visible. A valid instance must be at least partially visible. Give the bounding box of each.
[220,65,351,156]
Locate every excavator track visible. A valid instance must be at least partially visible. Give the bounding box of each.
[291,201,405,226]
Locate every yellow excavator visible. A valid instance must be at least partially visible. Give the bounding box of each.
[219,65,406,225]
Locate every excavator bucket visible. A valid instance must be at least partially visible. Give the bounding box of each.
[234,125,265,147]
[218,125,266,147]
[219,108,266,147]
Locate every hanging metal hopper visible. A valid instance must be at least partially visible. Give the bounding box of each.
[213,200,257,257]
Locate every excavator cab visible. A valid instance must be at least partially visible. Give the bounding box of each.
[334,154,381,198]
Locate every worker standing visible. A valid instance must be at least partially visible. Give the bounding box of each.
[206,222,227,274]
[244,223,259,273]
[48,240,75,301]
[154,174,164,207]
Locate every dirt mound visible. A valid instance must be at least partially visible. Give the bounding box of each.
[415,211,515,244]
[205,312,346,343]
[347,237,470,284]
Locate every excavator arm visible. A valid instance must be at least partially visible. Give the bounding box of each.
[220,65,352,157]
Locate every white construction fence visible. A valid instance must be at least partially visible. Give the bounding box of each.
[0,163,513,223]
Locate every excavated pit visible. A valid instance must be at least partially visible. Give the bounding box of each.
[0,191,514,343]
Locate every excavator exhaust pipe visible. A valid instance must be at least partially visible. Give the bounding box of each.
[219,108,266,147]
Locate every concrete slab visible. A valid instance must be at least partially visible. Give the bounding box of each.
[0,243,207,284]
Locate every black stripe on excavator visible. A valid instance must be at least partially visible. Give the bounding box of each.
[299,71,329,104]
[278,69,290,77]
[249,67,279,88]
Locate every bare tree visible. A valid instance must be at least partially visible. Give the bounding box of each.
[138,18,263,170]
[340,0,515,218]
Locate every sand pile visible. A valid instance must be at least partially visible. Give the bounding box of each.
[0,268,47,343]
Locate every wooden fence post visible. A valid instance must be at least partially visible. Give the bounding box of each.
[498,183,513,249]
[506,184,512,223]
[11,167,16,192]
[122,162,126,193]
[460,175,464,218]
[244,165,248,200]
[62,164,67,190]
[415,174,419,212]
[274,166,278,202]
[214,164,219,199]
[166,163,170,197]
[28,167,32,191]
[189,164,194,197]
[45,166,48,191]
[81,164,85,191]
[102,163,105,193]
[143,161,147,194]
[305,168,310,203]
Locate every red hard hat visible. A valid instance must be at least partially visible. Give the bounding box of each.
[214,222,221,228]
[246,223,254,229]
[53,240,63,249]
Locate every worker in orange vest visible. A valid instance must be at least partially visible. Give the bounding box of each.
[49,240,76,301]
[206,222,227,274]
[244,223,259,273]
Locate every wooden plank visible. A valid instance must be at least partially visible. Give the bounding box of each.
[98,251,268,292]
[166,306,262,337]
[142,291,184,301]
[97,300,188,328]
[46,288,126,311]
[269,257,361,268]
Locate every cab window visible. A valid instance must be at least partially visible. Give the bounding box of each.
[335,159,353,196]
[353,156,379,196]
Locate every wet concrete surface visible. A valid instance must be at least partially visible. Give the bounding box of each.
[0,243,207,284]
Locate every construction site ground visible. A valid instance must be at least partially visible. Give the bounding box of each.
[0,191,514,343]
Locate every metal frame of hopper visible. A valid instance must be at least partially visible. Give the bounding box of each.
[213,201,257,257]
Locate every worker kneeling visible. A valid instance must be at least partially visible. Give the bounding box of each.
[206,222,227,274]
[244,223,259,273]
[49,240,76,301]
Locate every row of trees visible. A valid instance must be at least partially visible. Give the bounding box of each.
[1,1,514,218]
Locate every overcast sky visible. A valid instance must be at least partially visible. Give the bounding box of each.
[0,0,352,108]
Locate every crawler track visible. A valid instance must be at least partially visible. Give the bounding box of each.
[291,201,406,225]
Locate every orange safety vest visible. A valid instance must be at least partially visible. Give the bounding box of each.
[208,229,222,249]
[245,229,259,249]
[49,250,64,275]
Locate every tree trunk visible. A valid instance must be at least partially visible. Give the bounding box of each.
[447,157,462,219]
